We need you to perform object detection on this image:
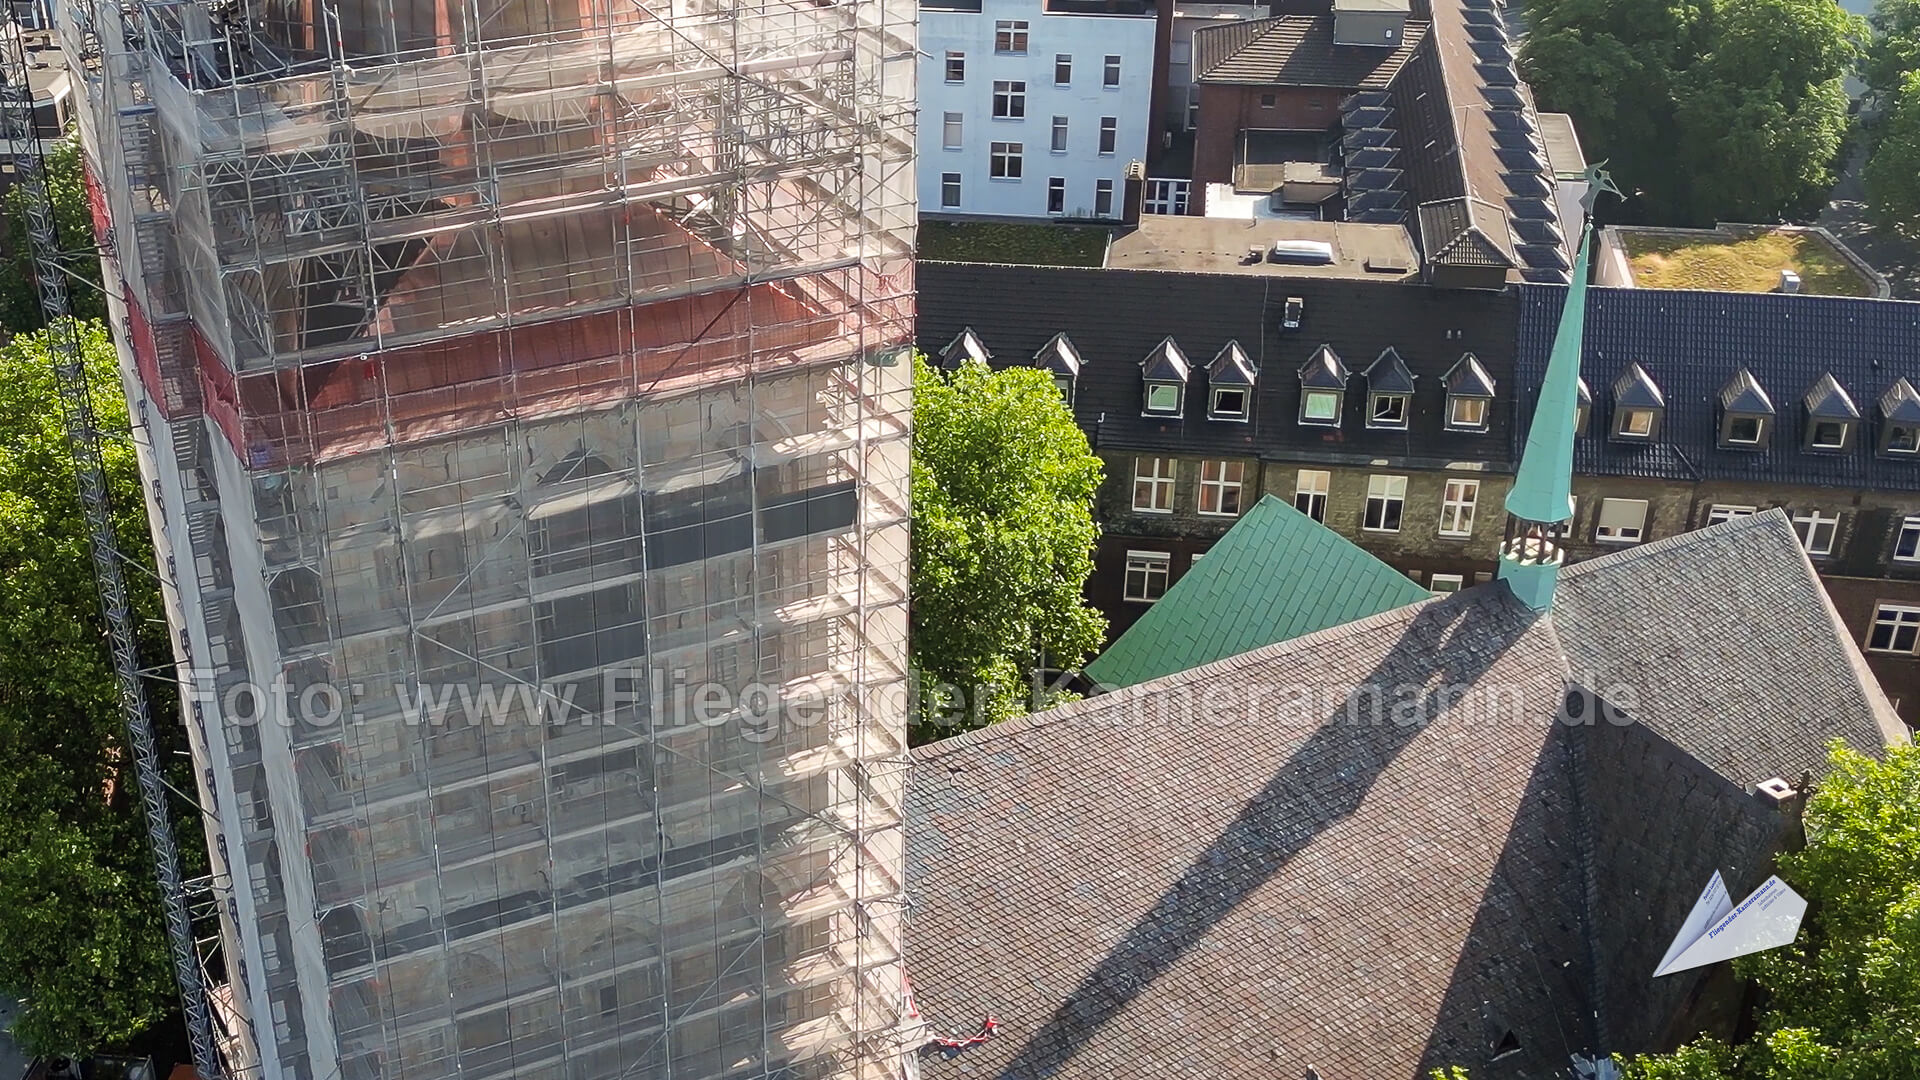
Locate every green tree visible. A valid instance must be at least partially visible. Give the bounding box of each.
[0,321,184,1056]
[1618,742,1920,1080]
[1865,0,1920,97]
[1,136,107,335]
[909,355,1105,741]
[1865,71,1920,236]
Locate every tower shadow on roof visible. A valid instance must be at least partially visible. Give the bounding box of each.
[973,586,1538,1079]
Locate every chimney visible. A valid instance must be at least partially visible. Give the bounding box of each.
[1778,269,1801,294]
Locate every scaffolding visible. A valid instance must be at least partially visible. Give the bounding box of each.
[59,0,916,1070]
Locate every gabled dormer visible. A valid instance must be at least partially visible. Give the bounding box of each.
[1034,332,1082,403]
[1442,353,1496,431]
[1610,362,1664,441]
[1716,368,1775,450]
[1802,373,1860,453]
[1298,345,1350,427]
[939,327,990,370]
[1364,347,1416,430]
[1207,341,1257,422]
[1575,376,1591,437]
[1140,337,1191,417]
[1879,378,1920,457]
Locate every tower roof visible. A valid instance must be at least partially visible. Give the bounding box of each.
[1503,218,1591,526]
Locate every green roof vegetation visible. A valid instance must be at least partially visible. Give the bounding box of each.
[1621,228,1874,297]
[1082,495,1431,689]
[918,221,1110,267]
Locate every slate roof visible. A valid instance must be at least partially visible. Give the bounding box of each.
[1514,284,1920,490]
[1083,495,1431,688]
[917,262,1522,470]
[1193,15,1430,89]
[905,513,1905,1080]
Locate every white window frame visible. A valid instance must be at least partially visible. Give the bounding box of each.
[1197,460,1245,517]
[1363,474,1407,533]
[1794,510,1839,556]
[990,142,1023,180]
[1143,381,1181,415]
[1190,551,1205,566]
[1438,478,1478,538]
[939,172,961,209]
[942,112,963,151]
[1810,419,1850,450]
[1897,516,1920,562]
[1447,396,1488,431]
[1595,497,1649,544]
[1706,504,1755,527]
[1132,456,1175,514]
[1209,385,1249,421]
[1124,550,1171,603]
[944,51,965,82]
[1047,176,1065,214]
[1888,423,1920,454]
[1054,53,1072,84]
[1430,573,1466,595]
[1368,392,1409,430]
[994,20,1029,54]
[1094,178,1114,217]
[1724,415,1764,446]
[1099,116,1117,155]
[1301,389,1342,426]
[1868,603,1920,654]
[1103,53,1121,86]
[1050,115,1069,153]
[1618,408,1654,438]
[1294,469,1329,522]
[992,80,1026,120]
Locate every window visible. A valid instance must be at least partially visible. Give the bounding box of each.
[1448,396,1488,430]
[1103,54,1121,86]
[992,81,1026,119]
[1051,115,1068,152]
[990,142,1023,179]
[1897,516,1920,561]
[1810,420,1849,450]
[1430,573,1465,595]
[1046,177,1065,214]
[1438,479,1478,537]
[1294,470,1329,522]
[1124,551,1171,603]
[1725,415,1763,445]
[1132,457,1175,513]
[1301,389,1341,425]
[945,51,965,82]
[1143,381,1180,415]
[1210,386,1248,420]
[1618,408,1655,438]
[1793,510,1839,556]
[1368,392,1409,429]
[1259,93,1276,108]
[1095,179,1114,217]
[1099,117,1117,154]
[1889,424,1920,454]
[1054,53,1072,84]
[1364,475,1406,532]
[995,20,1029,53]
[1868,603,1920,653]
[940,172,961,209]
[1595,498,1649,544]
[1198,460,1244,516]
[1706,504,1755,527]
[942,112,962,150]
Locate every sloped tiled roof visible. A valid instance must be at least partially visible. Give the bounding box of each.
[1417,196,1517,268]
[906,513,1903,1080]
[1193,15,1430,89]
[1514,284,1920,490]
[1083,495,1429,688]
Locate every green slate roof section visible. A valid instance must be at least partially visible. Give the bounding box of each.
[1083,494,1432,689]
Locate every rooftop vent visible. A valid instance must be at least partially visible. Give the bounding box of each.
[1271,239,1336,265]
[1779,269,1801,294]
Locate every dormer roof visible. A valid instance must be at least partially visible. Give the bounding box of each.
[1718,369,1775,415]
[1804,373,1860,420]
[1364,347,1417,394]
[1881,378,1920,424]
[939,327,990,369]
[1141,337,1191,383]
[1443,353,1497,398]
[1208,341,1257,386]
[1034,332,1082,378]
[1299,345,1350,389]
[1612,362,1665,409]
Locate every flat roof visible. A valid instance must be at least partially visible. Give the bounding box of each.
[1105,215,1420,280]
[1537,112,1586,177]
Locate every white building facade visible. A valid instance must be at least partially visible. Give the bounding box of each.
[920,0,1157,219]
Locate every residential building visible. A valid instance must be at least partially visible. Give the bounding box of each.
[61,0,916,1076]
[919,0,1156,218]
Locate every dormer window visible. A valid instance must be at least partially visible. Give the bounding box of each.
[938,327,991,370]
[1207,341,1257,422]
[1442,353,1495,432]
[1297,344,1349,427]
[1140,337,1191,417]
[1716,368,1775,451]
[1802,373,1859,453]
[1575,377,1591,437]
[1878,378,1920,457]
[1033,332,1082,404]
[1364,347,1416,431]
[1610,362,1664,442]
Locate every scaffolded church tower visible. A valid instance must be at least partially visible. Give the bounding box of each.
[55,0,915,1072]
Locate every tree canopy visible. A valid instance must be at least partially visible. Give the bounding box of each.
[1,136,107,335]
[1521,0,1862,225]
[1866,0,1920,97]
[909,355,1105,741]
[1865,71,1920,237]
[0,321,185,1056]
[1616,741,1920,1080]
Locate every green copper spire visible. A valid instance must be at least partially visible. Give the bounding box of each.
[1500,163,1621,611]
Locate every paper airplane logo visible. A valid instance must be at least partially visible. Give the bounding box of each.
[1653,871,1808,977]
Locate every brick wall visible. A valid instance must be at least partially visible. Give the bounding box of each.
[1191,83,1338,187]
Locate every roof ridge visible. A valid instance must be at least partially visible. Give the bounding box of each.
[909,592,1442,761]
[1559,509,1790,579]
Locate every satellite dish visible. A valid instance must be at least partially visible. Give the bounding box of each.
[1653,872,1807,977]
